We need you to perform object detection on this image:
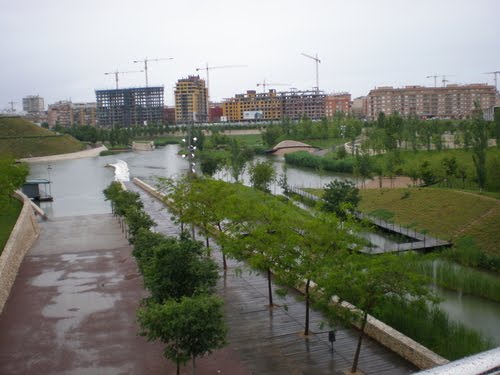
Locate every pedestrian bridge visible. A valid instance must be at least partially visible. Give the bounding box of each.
[267,140,318,156]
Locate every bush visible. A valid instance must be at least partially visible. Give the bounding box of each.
[284,151,354,173]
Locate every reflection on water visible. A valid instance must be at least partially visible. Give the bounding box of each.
[433,285,500,345]
[27,145,500,342]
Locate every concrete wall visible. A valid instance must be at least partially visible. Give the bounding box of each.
[132,141,155,151]
[132,177,449,370]
[0,191,40,314]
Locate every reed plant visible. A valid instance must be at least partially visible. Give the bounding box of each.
[373,297,494,360]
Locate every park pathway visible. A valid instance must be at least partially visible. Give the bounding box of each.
[126,181,418,375]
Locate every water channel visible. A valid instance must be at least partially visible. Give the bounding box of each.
[27,144,500,345]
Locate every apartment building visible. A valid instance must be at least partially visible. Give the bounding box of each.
[325,93,351,117]
[95,87,164,127]
[222,89,326,121]
[174,76,208,123]
[222,89,282,122]
[367,84,496,120]
[47,101,97,127]
[22,95,45,114]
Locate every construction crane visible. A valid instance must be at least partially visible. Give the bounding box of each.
[441,74,455,87]
[104,70,143,89]
[301,52,321,93]
[133,57,173,87]
[195,63,246,104]
[256,80,290,93]
[426,75,440,87]
[7,101,17,113]
[483,71,500,93]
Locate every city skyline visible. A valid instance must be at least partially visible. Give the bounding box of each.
[1,0,499,112]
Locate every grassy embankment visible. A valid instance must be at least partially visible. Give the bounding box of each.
[0,116,84,158]
[0,199,22,255]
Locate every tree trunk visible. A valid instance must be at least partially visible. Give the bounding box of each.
[267,268,273,307]
[176,359,180,375]
[192,355,196,375]
[205,229,210,256]
[222,252,227,271]
[351,312,368,373]
[304,278,311,336]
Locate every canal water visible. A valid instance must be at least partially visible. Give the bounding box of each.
[27,145,500,345]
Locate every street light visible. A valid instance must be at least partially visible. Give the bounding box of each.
[182,136,198,174]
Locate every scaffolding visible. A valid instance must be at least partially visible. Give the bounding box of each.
[95,86,164,127]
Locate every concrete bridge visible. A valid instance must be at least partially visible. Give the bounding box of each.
[267,140,318,156]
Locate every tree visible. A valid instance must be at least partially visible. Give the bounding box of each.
[318,253,434,374]
[228,139,249,182]
[441,156,458,188]
[278,212,360,336]
[138,295,227,375]
[142,236,218,303]
[321,180,360,221]
[353,152,373,189]
[469,102,488,191]
[132,228,168,273]
[157,176,193,234]
[0,158,28,204]
[261,125,283,148]
[124,207,156,243]
[419,160,437,186]
[198,151,224,177]
[248,161,276,193]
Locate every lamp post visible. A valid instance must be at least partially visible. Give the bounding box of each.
[47,164,52,197]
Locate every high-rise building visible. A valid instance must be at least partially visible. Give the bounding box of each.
[95,87,164,127]
[174,76,208,123]
[367,84,496,120]
[22,95,45,114]
[325,93,351,117]
[280,90,326,120]
[351,96,368,119]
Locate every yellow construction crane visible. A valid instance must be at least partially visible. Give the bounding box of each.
[195,63,247,103]
[301,52,321,93]
[483,71,500,93]
[256,80,290,93]
[104,70,143,89]
[133,57,173,87]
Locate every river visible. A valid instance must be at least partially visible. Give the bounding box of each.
[27,144,500,345]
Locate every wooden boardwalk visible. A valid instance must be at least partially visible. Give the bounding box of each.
[126,181,418,375]
[288,186,451,254]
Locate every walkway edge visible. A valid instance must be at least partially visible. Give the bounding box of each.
[132,177,449,370]
[0,191,40,314]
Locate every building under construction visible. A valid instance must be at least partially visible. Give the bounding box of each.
[95,87,164,127]
[222,89,326,121]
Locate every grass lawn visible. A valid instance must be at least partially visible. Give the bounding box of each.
[0,199,22,255]
[358,188,500,256]
[224,133,264,147]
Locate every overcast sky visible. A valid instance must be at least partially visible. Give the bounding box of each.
[1,0,499,111]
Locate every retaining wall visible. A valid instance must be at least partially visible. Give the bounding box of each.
[0,191,40,314]
[132,177,449,370]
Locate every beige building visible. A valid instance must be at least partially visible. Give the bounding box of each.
[174,76,208,123]
[367,84,496,120]
[47,101,96,127]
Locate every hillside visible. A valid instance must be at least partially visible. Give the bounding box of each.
[358,188,500,257]
[0,116,84,158]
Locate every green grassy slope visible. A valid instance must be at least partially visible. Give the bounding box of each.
[358,188,500,256]
[0,116,84,158]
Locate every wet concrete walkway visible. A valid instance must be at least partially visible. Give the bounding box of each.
[127,181,418,375]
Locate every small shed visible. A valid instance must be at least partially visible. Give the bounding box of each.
[22,179,53,201]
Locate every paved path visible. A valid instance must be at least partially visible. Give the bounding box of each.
[127,181,418,375]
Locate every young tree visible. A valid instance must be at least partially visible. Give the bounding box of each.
[248,161,276,193]
[278,212,360,336]
[138,295,227,375]
[469,103,488,191]
[142,237,218,303]
[157,176,192,234]
[318,253,434,374]
[261,125,283,148]
[124,207,156,243]
[321,180,360,221]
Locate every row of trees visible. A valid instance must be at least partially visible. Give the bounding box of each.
[103,182,227,375]
[158,176,434,373]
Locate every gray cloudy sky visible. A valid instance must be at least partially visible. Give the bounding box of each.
[2,0,499,111]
